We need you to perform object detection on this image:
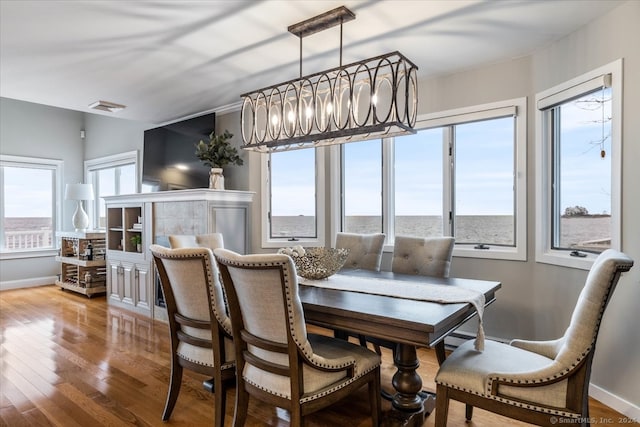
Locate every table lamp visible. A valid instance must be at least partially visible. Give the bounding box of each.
[65,183,94,231]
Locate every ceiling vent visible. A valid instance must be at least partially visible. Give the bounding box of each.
[88,100,126,113]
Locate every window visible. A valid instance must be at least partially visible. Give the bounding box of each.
[339,98,527,260]
[394,128,443,238]
[453,117,515,247]
[536,60,621,269]
[85,151,138,229]
[0,155,62,258]
[342,139,382,233]
[261,148,325,248]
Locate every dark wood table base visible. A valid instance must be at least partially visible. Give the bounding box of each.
[380,341,446,426]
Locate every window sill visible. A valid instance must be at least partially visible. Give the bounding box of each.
[536,250,595,270]
[262,238,324,250]
[453,245,526,262]
[0,248,58,260]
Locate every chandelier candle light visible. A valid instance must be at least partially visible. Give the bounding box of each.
[65,183,94,231]
[240,6,418,152]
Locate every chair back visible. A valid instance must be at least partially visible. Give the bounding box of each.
[150,245,233,365]
[214,249,313,375]
[555,249,633,365]
[336,232,385,271]
[392,235,455,277]
[169,233,224,251]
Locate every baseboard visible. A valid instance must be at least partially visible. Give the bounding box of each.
[0,276,56,291]
[590,383,640,422]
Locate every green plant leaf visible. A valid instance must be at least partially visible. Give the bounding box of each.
[194,129,243,168]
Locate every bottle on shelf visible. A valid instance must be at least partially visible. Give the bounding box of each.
[87,241,94,261]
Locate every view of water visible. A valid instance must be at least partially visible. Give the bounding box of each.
[271,215,611,249]
[4,215,610,251]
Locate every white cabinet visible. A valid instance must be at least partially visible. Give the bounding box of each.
[105,202,152,316]
[104,189,253,320]
[107,258,151,316]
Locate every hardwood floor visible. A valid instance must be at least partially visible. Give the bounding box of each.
[0,285,636,426]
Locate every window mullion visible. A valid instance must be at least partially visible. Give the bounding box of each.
[382,137,394,244]
[443,126,454,237]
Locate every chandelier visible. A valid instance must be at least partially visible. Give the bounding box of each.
[240,6,418,152]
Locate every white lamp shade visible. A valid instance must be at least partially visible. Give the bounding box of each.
[65,183,94,201]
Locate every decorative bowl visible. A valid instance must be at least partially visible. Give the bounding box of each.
[289,247,350,280]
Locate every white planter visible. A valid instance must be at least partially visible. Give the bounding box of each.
[209,168,225,190]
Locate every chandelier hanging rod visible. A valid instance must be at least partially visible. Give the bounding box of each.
[289,6,355,78]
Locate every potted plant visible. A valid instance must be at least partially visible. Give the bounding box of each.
[130,234,142,252]
[195,130,244,190]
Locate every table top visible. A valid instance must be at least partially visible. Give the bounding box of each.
[299,269,501,348]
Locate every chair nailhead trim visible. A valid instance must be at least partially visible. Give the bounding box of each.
[216,255,356,370]
[243,364,378,403]
[177,353,235,370]
[435,381,580,418]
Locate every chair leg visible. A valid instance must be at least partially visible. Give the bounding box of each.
[358,334,369,347]
[233,386,249,427]
[214,379,227,427]
[162,362,183,420]
[290,405,303,427]
[465,404,473,421]
[434,384,450,427]
[369,369,382,426]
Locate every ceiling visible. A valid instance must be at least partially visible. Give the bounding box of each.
[0,0,622,125]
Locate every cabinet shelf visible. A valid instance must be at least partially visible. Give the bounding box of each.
[107,206,144,253]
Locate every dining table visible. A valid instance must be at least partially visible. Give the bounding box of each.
[298,269,501,427]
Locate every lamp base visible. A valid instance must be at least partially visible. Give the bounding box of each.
[72,201,89,231]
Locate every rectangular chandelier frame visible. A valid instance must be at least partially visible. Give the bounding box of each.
[240,7,418,152]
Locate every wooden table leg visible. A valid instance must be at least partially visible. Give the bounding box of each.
[381,343,427,427]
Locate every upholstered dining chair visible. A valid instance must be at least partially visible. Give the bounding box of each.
[365,236,456,358]
[150,245,235,427]
[335,232,385,272]
[391,235,455,277]
[169,232,224,251]
[434,249,633,427]
[213,248,382,427]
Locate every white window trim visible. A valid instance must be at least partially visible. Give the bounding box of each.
[0,154,63,260]
[261,149,326,249]
[84,150,139,230]
[535,59,622,270]
[418,97,528,261]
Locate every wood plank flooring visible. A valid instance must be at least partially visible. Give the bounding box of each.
[0,285,636,426]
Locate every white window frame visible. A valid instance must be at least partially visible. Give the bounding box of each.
[84,151,139,230]
[535,59,622,270]
[261,149,326,249]
[403,97,528,261]
[0,154,63,259]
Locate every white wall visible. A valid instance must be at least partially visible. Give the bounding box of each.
[0,98,85,285]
